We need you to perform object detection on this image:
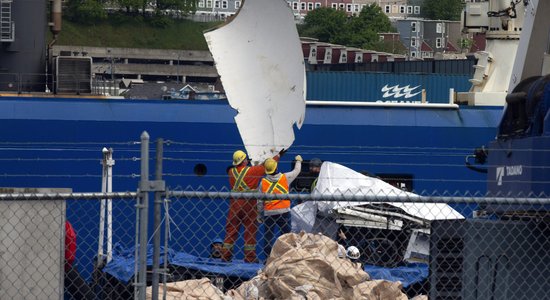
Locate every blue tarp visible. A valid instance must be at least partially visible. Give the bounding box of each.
[103,245,261,283]
[104,246,428,288]
[364,263,429,288]
[171,252,262,279]
[103,244,174,283]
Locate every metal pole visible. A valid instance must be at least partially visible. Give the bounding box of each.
[151,138,163,300]
[138,131,150,300]
[98,148,108,265]
[106,148,115,263]
[163,196,170,300]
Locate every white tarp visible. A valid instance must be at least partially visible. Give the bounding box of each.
[292,162,464,233]
[204,0,306,163]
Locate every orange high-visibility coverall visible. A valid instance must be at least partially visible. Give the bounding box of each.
[222,156,278,262]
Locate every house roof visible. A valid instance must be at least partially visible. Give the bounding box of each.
[446,41,459,52]
[470,32,486,53]
[421,41,433,52]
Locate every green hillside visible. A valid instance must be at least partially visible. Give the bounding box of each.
[54,17,222,50]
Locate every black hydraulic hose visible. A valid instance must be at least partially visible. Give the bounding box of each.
[465,155,488,174]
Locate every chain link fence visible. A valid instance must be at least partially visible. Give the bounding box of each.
[0,135,548,299]
[0,190,138,300]
[1,190,546,299]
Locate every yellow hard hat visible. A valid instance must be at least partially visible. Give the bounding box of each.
[264,158,278,174]
[232,150,247,166]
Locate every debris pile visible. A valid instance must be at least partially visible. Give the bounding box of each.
[147,232,413,299]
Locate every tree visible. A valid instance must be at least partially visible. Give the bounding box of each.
[66,0,107,24]
[458,37,474,53]
[345,4,395,49]
[299,5,398,52]
[156,0,197,13]
[352,4,394,33]
[298,8,348,43]
[422,0,464,21]
[116,0,146,13]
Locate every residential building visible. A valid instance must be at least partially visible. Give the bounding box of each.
[196,0,241,18]
[395,19,462,60]
[378,0,415,18]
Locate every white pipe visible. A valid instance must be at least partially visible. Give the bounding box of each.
[305,100,459,109]
[106,148,115,263]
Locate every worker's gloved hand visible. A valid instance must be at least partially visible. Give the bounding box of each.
[256,215,263,224]
[295,155,303,162]
[279,148,287,157]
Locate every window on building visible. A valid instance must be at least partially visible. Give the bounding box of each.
[315,2,321,8]
[340,53,347,63]
[222,0,228,9]
[414,6,420,14]
[354,4,360,12]
[331,3,337,9]
[301,2,306,10]
[235,1,241,9]
[339,3,345,10]
[400,5,405,13]
[411,51,417,58]
[308,2,313,10]
[214,0,220,8]
[384,5,390,13]
[411,38,417,47]
[411,21,418,32]
[437,23,445,34]
[346,4,352,12]
[293,2,299,10]
[206,0,212,7]
[379,35,385,41]
[407,6,413,14]
[198,0,204,7]
[287,1,291,7]
[436,37,443,48]
[325,49,332,62]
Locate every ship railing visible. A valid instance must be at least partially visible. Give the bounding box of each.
[0,72,116,96]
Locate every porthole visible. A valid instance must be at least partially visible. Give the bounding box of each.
[194,164,207,176]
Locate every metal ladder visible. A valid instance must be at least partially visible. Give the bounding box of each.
[1,0,14,42]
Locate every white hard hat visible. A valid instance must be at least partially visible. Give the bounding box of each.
[337,244,346,258]
[346,246,360,260]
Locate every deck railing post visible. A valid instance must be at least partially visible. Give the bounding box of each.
[136,131,150,300]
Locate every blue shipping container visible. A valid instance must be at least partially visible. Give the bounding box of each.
[306,72,472,104]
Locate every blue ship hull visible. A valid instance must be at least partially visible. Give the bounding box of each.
[0,95,502,278]
[0,96,500,192]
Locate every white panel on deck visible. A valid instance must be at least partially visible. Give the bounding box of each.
[204,0,306,163]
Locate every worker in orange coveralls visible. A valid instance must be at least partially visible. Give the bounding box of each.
[222,149,285,262]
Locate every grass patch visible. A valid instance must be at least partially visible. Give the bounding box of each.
[54,15,222,50]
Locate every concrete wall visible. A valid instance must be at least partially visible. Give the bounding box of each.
[0,188,69,299]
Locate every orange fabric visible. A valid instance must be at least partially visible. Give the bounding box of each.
[222,199,258,262]
[222,155,279,262]
[260,174,290,211]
